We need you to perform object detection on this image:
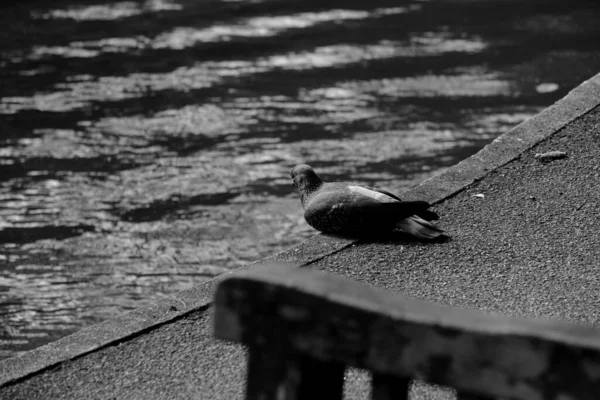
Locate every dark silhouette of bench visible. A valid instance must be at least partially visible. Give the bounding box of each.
[213,263,600,399]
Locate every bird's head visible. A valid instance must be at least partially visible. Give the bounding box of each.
[290,164,323,194]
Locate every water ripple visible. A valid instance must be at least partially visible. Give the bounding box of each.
[32,0,182,21]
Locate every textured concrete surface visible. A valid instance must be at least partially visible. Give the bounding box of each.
[312,105,600,325]
[0,73,599,399]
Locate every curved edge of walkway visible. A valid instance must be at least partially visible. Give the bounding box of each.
[1,72,599,388]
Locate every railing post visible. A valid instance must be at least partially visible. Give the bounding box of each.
[245,345,345,400]
[371,373,410,400]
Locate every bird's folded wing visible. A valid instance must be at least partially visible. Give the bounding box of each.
[359,185,438,221]
[347,185,399,203]
[361,185,403,202]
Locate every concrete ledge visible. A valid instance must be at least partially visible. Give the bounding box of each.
[1,72,599,388]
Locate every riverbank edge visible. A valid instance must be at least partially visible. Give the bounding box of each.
[1,72,599,387]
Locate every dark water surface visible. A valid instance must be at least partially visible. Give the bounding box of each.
[0,0,599,359]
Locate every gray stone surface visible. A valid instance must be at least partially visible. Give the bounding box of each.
[1,73,600,399]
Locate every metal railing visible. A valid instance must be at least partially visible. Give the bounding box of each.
[213,263,600,399]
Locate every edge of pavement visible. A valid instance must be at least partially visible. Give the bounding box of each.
[1,72,599,388]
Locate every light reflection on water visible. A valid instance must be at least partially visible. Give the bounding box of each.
[33,0,183,21]
[1,0,600,359]
[153,7,417,49]
[3,35,489,114]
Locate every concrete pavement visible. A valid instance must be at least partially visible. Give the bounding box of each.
[1,72,600,399]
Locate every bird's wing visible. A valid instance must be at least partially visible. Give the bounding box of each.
[361,184,438,221]
[361,185,403,202]
[307,187,431,220]
[347,185,399,203]
[348,185,439,221]
[304,185,388,219]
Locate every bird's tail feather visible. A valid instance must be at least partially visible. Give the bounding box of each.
[396,215,445,240]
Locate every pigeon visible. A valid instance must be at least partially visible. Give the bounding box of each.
[291,164,444,240]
